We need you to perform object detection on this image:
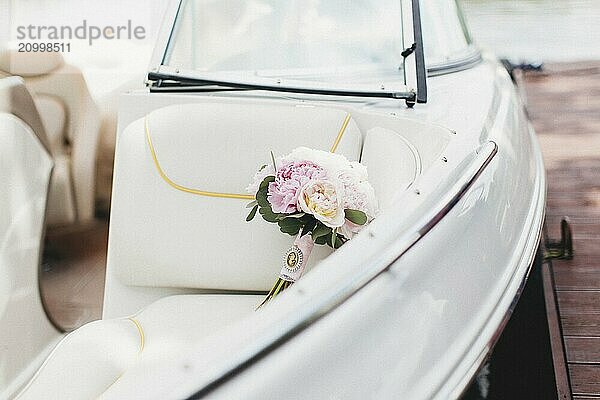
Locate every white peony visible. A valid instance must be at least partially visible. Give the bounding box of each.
[283,147,349,176]
[298,179,346,228]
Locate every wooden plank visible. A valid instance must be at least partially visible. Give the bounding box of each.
[571,364,600,396]
[558,291,600,315]
[562,315,600,337]
[558,292,600,337]
[543,263,574,399]
[566,337,600,363]
[554,264,600,291]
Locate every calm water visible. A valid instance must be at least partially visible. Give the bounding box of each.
[460,0,600,62]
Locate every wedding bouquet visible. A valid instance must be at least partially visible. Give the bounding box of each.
[246,147,378,307]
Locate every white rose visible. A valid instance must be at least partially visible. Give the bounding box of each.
[298,179,346,228]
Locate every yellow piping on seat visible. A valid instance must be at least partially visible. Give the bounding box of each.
[145,116,255,201]
[330,114,351,153]
[96,318,146,398]
[145,112,352,200]
[128,317,145,353]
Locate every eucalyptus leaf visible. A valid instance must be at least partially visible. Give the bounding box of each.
[301,219,317,237]
[345,209,368,226]
[259,206,280,223]
[259,175,275,190]
[256,188,269,208]
[246,205,259,222]
[334,235,344,249]
[270,151,278,172]
[278,218,303,236]
[284,213,306,219]
[314,235,328,245]
[312,223,332,241]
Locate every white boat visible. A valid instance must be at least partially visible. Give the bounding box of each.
[1,0,546,399]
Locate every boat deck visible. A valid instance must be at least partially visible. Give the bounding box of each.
[523,62,600,399]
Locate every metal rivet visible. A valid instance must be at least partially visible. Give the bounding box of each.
[380,84,385,90]
[175,69,180,74]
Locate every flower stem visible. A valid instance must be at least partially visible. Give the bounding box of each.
[256,278,293,309]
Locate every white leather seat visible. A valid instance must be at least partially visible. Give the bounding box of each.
[0,77,61,399]
[16,295,262,400]
[14,100,425,399]
[0,49,102,225]
[34,96,66,154]
[361,127,421,210]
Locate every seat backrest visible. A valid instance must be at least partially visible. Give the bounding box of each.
[0,49,102,223]
[0,77,59,398]
[103,101,362,317]
[0,76,50,152]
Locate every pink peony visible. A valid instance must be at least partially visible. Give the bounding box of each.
[268,161,325,214]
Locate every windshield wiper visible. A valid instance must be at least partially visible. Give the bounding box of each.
[147,72,417,103]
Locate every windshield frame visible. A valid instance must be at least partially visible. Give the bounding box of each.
[148,0,453,103]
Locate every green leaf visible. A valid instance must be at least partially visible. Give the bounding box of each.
[284,213,306,219]
[345,209,368,226]
[246,205,259,222]
[314,235,328,245]
[260,175,275,189]
[256,176,275,208]
[278,218,304,236]
[312,223,332,241]
[270,151,278,172]
[256,191,268,208]
[246,200,258,209]
[301,219,317,237]
[259,206,280,223]
[333,234,345,249]
[330,230,337,248]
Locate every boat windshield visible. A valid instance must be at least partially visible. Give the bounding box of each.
[164,0,406,86]
[161,0,473,92]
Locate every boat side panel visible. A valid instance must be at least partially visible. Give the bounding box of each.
[184,64,546,399]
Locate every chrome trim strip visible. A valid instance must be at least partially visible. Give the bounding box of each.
[445,134,547,399]
[427,48,484,77]
[187,141,499,399]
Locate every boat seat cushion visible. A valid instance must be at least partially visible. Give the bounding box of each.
[108,103,362,293]
[0,50,65,77]
[17,294,262,400]
[361,127,420,210]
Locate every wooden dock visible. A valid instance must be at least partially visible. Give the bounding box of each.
[524,62,600,399]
